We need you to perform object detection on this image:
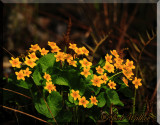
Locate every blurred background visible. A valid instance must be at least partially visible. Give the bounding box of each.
[2,3,157,124]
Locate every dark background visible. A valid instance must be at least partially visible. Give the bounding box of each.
[2,2,157,124]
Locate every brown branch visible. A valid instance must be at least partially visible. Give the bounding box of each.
[1,88,32,99]
[110,103,113,125]
[113,3,117,24]
[116,27,156,60]
[150,79,160,103]
[103,3,109,27]
[2,47,15,58]
[91,32,110,62]
[116,5,138,50]
[82,41,94,52]
[1,105,51,125]
[39,10,90,31]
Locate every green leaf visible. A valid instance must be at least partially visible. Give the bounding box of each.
[87,103,93,108]
[34,91,62,118]
[97,92,106,107]
[118,84,133,98]
[106,89,124,106]
[68,94,79,105]
[65,100,75,107]
[36,53,56,73]
[88,115,96,123]
[7,74,32,89]
[42,80,46,86]
[68,94,74,103]
[55,77,69,86]
[85,69,94,82]
[48,110,72,123]
[98,58,105,67]
[62,69,86,95]
[88,85,101,95]
[56,110,72,123]
[32,64,43,86]
[3,77,6,80]
[115,119,129,125]
[16,80,32,89]
[112,108,129,125]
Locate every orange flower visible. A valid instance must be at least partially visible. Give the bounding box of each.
[70,89,81,100]
[89,96,98,105]
[29,44,40,52]
[9,57,22,68]
[69,43,77,50]
[44,81,56,93]
[132,77,142,89]
[96,66,104,74]
[80,68,91,78]
[110,50,119,57]
[48,41,57,48]
[65,54,73,62]
[15,70,25,80]
[114,62,123,70]
[122,77,128,86]
[28,53,39,61]
[122,67,134,79]
[68,60,77,67]
[103,62,114,73]
[23,67,32,77]
[105,54,112,63]
[79,58,92,69]
[40,48,49,56]
[108,80,116,89]
[44,72,51,81]
[81,47,89,56]
[78,96,89,108]
[54,52,65,62]
[51,46,61,53]
[91,75,103,87]
[74,47,83,55]
[101,73,108,84]
[24,57,36,68]
[114,57,123,64]
[125,59,135,69]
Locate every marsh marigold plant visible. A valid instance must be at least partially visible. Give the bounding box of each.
[7,40,142,124]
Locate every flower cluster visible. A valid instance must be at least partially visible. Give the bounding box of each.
[9,43,57,93]
[70,89,98,108]
[9,41,142,103]
[15,68,32,80]
[43,72,57,93]
[86,49,142,89]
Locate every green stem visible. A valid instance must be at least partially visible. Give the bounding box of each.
[132,62,138,116]
[133,88,136,115]
[74,107,77,123]
[72,100,76,123]
[76,106,78,124]
[107,71,123,82]
[61,90,64,106]
[29,88,34,99]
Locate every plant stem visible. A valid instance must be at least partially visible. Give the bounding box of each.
[132,61,138,116]
[133,88,136,115]
[73,107,77,123]
[76,106,78,124]
[107,71,123,82]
